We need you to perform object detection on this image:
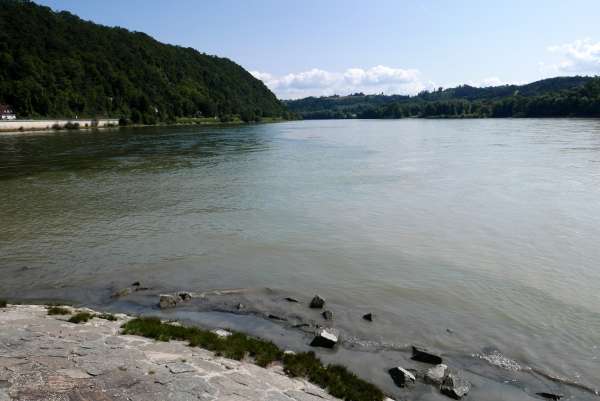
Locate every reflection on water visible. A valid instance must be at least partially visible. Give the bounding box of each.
[1,119,600,398]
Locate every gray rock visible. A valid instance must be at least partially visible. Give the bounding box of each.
[321,310,333,321]
[159,294,178,309]
[362,313,373,322]
[310,328,338,348]
[425,364,448,385]
[441,371,471,399]
[388,366,416,388]
[412,345,443,364]
[284,297,299,303]
[268,314,287,321]
[177,292,192,302]
[309,295,325,309]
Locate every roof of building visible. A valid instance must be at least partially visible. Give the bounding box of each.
[0,104,15,114]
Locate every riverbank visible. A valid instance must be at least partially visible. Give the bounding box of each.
[0,117,288,135]
[0,303,350,401]
[0,119,120,134]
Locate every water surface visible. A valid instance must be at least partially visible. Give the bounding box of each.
[1,119,599,399]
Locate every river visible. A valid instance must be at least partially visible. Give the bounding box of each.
[1,119,599,399]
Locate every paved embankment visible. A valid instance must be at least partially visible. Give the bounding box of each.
[0,119,118,133]
[0,305,341,401]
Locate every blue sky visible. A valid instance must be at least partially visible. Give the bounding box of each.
[37,0,600,99]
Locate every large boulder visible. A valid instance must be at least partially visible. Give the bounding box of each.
[309,295,325,309]
[440,371,471,399]
[412,345,443,364]
[310,328,338,348]
[425,364,448,385]
[159,294,178,309]
[388,366,416,388]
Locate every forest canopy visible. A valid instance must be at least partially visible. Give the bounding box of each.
[0,0,288,123]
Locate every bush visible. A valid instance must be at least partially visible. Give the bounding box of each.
[0,299,7,308]
[68,312,93,324]
[64,122,80,130]
[47,306,70,315]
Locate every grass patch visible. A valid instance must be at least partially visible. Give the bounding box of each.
[121,318,384,401]
[97,313,117,321]
[0,299,7,308]
[47,306,71,315]
[68,312,93,324]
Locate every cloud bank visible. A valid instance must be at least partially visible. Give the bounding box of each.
[543,39,600,75]
[251,65,433,99]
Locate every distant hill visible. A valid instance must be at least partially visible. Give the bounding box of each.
[286,76,600,119]
[0,0,287,123]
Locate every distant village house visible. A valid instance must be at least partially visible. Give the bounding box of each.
[0,104,16,120]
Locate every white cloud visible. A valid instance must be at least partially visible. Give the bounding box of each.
[542,39,600,75]
[251,65,432,99]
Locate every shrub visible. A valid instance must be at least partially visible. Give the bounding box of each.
[0,299,7,308]
[68,312,93,323]
[47,306,70,315]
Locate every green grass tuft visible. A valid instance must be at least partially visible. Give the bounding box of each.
[47,306,71,315]
[97,313,117,321]
[121,318,384,401]
[68,312,93,324]
[0,299,7,308]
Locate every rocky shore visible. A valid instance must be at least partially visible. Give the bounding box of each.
[0,304,347,401]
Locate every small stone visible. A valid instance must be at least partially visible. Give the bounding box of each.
[284,297,299,303]
[309,295,325,309]
[212,329,232,337]
[362,313,373,322]
[57,369,91,379]
[425,364,448,385]
[268,314,287,321]
[388,366,416,388]
[536,393,563,400]
[412,345,443,364]
[310,328,338,348]
[236,303,244,310]
[441,371,471,399]
[283,350,296,355]
[167,363,195,374]
[111,287,132,298]
[131,281,141,287]
[321,310,333,321]
[85,367,103,377]
[177,292,192,301]
[159,294,177,309]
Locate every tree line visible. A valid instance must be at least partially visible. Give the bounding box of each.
[286,76,600,119]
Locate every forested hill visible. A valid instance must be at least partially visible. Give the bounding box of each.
[0,0,287,123]
[286,76,600,119]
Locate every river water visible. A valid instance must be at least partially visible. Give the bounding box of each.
[1,119,599,399]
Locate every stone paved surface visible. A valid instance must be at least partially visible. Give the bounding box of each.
[0,305,341,401]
